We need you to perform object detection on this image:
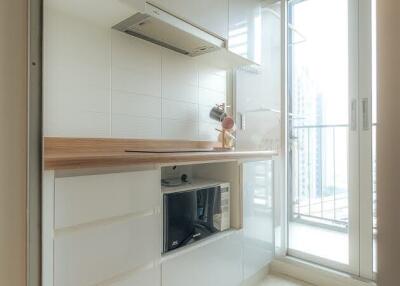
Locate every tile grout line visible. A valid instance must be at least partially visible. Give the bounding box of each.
[160,49,163,139]
[109,30,113,137]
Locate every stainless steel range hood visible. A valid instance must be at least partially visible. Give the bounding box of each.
[113,2,225,57]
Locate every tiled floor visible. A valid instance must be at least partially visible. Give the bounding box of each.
[258,274,315,286]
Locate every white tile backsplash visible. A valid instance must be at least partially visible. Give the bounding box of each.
[46,110,110,138]
[162,50,198,86]
[199,105,216,124]
[112,114,162,139]
[46,87,109,114]
[112,90,162,118]
[199,122,221,141]
[44,7,228,141]
[111,31,161,72]
[198,88,226,107]
[199,71,227,93]
[112,66,161,97]
[162,99,198,122]
[162,119,198,140]
[162,81,199,104]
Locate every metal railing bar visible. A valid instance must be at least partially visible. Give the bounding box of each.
[291,217,348,233]
[289,124,360,229]
[319,127,323,218]
[308,128,311,216]
[333,127,336,221]
[292,213,348,226]
[297,129,300,216]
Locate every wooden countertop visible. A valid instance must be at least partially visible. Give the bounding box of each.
[44,137,278,170]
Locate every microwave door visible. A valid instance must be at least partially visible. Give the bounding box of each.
[164,191,196,252]
[194,187,220,235]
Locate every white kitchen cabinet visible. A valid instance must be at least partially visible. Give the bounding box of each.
[54,213,160,286]
[162,232,243,286]
[150,0,229,39]
[43,169,162,286]
[228,0,262,64]
[54,170,160,229]
[242,160,274,280]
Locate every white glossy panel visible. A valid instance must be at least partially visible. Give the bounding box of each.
[162,119,198,140]
[228,0,262,64]
[199,72,226,94]
[162,81,199,104]
[45,110,110,138]
[112,66,161,97]
[233,7,281,150]
[162,99,198,122]
[198,88,226,107]
[111,31,161,72]
[55,170,160,228]
[44,10,110,82]
[112,114,161,138]
[46,86,109,114]
[162,51,198,104]
[162,232,243,286]
[54,214,160,286]
[162,50,198,86]
[112,90,162,118]
[242,161,274,280]
[43,8,111,137]
[150,0,228,39]
[109,266,161,286]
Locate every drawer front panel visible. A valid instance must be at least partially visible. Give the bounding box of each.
[162,232,243,286]
[55,170,160,228]
[54,214,160,286]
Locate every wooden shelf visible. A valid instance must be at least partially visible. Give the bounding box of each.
[44,137,278,170]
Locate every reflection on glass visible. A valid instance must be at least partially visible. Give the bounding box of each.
[243,161,274,279]
[372,0,377,274]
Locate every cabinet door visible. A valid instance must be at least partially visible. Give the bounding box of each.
[54,214,160,286]
[228,0,262,64]
[54,170,160,228]
[162,232,243,286]
[151,0,228,39]
[235,69,281,151]
[242,160,274,280]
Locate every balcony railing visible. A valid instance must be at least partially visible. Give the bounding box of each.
[290,123,377,231]
[290,124,349,230]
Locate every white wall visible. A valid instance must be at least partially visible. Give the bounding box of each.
[376,0,400,285]
[44,6,227,141]
[0,1,27,286]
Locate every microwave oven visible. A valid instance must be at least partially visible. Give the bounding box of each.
[163,182,230,253]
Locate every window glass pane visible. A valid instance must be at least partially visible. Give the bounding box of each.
[288,0,350,266]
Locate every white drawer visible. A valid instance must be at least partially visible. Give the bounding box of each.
[54,214,160,286]
[162,232,243,286]
[55,170,160,229]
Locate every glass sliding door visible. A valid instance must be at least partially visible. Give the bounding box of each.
[287,0,355,272]
[286,0,375,277]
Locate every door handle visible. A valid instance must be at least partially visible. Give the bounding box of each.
[351,99,357,131]
[362,98,370,131]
